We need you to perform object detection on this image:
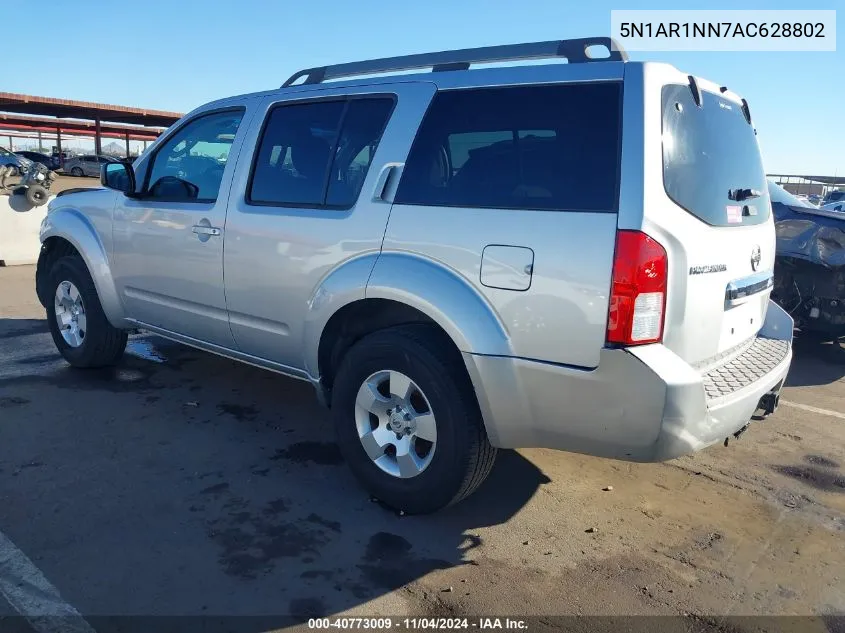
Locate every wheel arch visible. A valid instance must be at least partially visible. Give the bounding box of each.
[310,252,512,403]
[38,207,125,327]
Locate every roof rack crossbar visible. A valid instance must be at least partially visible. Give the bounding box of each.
[282,37,627,87]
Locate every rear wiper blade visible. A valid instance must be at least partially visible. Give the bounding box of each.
[729,188,762,202]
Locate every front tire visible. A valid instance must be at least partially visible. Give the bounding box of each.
[332,324,497,514]
[47,255,127,368]
[70,167,83,177]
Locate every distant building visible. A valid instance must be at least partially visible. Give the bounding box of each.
[768,174,845,197]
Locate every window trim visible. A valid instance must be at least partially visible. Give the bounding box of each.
[244,93,397,211]
[393,81,624,214]
[139,106,246,205]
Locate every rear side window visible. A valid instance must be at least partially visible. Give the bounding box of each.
[662,85,769,226]
[249,97,394,208]
[395,83,622,212]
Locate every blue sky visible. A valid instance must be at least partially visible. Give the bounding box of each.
[7,0,842,174]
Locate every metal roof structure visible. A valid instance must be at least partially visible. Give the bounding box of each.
[0,114,164,141]
[0,92,183,159]
[768,174,845,197]
[0,92,182,127]
[768,174,845,187]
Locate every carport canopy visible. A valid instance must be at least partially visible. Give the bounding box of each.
[0,92,182,158]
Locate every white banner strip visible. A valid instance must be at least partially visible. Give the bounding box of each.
[611,10,836,52]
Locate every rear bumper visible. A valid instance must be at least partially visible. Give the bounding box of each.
[465,300,793,462]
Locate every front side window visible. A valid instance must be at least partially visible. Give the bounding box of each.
[249,97,394,208]
[395,83,622,212]
[146,109,244,202]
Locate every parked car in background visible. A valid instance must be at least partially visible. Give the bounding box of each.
[0,147,32,176]
[15,151,59,171]
[769,179,845,339]
[51,151,75,167]
[823,189,845,206]
[63,154,119,177]
[37,37,793,513]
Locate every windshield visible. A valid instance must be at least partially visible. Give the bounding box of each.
[662,85,769,227]
[0,147,12,157]
[767,179,815,208]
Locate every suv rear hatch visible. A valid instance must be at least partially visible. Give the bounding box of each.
[640,67,775,368]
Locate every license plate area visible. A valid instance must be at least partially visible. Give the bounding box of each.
[718,295,767,351]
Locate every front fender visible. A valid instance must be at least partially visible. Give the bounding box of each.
[366,252,511,356]
[40,207,126,327]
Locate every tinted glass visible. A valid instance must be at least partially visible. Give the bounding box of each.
[250,97,394,208]
[146,110,243,201]
[250,101,344,206]
[662,85,769,226]
[395,83,622,212]
[326,98,394,207]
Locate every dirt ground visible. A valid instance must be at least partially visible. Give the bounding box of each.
[1,264,844,632]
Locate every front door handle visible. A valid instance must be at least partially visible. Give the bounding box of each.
[192,225,222,237]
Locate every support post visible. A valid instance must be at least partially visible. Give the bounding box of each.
[56,128,63,168]
[125,132,130,158]
[94,117,102,155]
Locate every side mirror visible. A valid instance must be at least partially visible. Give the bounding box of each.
[101,162,136,195]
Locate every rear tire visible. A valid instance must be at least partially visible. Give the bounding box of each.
[47,255,127,368]
[332,324,497,514]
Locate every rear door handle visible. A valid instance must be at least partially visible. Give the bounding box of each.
[192,225,222,236]
[372,163,404,203]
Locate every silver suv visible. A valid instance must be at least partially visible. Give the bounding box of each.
[36,37,793,514]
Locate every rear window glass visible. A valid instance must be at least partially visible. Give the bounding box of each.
[395,83,622,212]
[662,85,769,226]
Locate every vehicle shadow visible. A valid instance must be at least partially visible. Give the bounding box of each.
[0,317,47,336]
[785,332,845,388]
[0,329,549,631]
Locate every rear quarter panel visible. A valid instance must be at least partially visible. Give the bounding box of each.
[384,64,626,369]
[382,207,617,367]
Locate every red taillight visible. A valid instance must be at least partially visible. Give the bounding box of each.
[606,230,668,346]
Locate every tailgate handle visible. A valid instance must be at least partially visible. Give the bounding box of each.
[725,272,773,307]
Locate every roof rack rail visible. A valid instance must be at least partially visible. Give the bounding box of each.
[281,36,627,88]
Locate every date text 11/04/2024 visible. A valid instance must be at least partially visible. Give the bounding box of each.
[307,618,528,630]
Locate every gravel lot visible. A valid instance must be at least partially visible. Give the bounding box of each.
[1,264,844,632]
